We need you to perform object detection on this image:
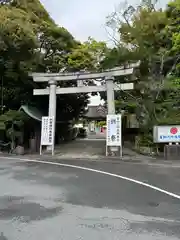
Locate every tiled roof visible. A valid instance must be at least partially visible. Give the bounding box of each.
[84,105,107,119]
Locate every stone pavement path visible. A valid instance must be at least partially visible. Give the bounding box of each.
[52,137,155,162]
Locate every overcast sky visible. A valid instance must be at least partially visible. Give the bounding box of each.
[40,0,168,105]
[41,0,168,43]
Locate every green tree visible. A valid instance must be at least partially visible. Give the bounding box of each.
[0,4,38,110]
[67,37,108,71]
[0,110,28,150]
[103,0,180,149]
[0,0,108,124]
[105,0,179,124]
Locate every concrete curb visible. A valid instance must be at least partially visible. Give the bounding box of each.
[26,155,143,164]
[39,156,180,167]
[1,153,180,167]
[0,152,148,163]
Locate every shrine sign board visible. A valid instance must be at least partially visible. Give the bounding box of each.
[106,115,122,146]
[40,116,55,155]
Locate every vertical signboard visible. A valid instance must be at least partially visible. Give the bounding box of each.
[106,114,122,146]
[40,116,55,155]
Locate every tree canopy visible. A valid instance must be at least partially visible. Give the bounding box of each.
[0,0,108,122]
[104,0,180,129]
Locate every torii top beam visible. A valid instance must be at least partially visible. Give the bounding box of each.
[30,62,140,82]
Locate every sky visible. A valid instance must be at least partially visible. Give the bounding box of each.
[40,0,168,105]
[41,0,168,42]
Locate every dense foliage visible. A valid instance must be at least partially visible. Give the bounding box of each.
[0,0,108,122]
[103,0,180,146]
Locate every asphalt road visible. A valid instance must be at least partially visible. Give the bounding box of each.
[0,158,180,240]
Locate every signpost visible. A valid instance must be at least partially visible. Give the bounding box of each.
[106,114,122,157]
[40,116,55,156]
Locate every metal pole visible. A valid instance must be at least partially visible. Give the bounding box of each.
[47,79,57,153]
[106,77,115,114]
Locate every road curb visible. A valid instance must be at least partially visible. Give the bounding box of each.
[0,152,148,163]
[1,153,180,167]
[27,156,142,164]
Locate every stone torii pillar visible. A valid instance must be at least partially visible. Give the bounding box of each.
[106,76,115,114]
[48,79,57,120]
[47,79,57,151]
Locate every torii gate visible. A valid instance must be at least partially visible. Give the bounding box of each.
[31,62,139,156]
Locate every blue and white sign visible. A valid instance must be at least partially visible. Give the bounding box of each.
[153,125,180,143]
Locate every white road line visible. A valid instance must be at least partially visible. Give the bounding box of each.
[1,156,180,200]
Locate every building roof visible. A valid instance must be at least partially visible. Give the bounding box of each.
[20,105,43,121]
[19,105,73,123]
[84,105,107,119]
